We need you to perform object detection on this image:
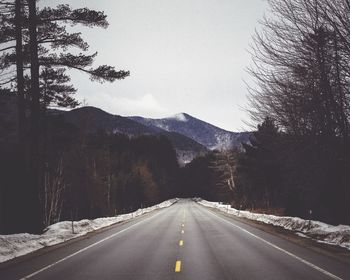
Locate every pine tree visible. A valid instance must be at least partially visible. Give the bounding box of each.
[0,0,130,233]
[239,118,282,209]
[1,1,130,111]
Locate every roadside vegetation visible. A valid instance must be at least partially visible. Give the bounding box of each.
[184,0,350,225]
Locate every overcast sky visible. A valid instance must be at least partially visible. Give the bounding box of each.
[43,0,268,131]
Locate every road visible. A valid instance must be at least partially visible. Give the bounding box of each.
[0,199,349,280]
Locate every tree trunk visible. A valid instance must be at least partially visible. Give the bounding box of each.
[28,0,40,121]
[15,0,25,144]
[27,0,43,233]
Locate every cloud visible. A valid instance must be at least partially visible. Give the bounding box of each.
[82,92,168,118]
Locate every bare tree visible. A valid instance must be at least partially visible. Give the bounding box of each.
[248,0,350,139]
[42,157,65,228]
[210,149,237,202]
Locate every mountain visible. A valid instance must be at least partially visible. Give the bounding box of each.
[0,95,249,164]
[59,107,207,164]
[129,113,251,150]
[62,107,156,135]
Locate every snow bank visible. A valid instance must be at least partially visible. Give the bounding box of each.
[197,199,350,250]
[0,199,178,263]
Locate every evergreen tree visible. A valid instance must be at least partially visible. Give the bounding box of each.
[1,1,130,111]
[0,0,130,233]
[238,118,282,209]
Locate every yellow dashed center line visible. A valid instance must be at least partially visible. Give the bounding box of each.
[174,209,186,274]
[175,260,181,272]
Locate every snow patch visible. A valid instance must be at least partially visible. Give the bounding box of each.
[176,150,198,166]
[197,199,350,250]
[155,122,170,131]
[169,113,188,122]
[211,132,233,150]
[0,199,178,263]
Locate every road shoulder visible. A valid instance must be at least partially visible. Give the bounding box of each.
[196,202,350,265]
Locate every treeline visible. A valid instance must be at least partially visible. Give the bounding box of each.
[185,0,350,225]
[182,122,349,224]
[244,0,350,224]
[236,119,350,224]
[0,112,180,233]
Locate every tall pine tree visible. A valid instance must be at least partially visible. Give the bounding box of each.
[0,0,130,232]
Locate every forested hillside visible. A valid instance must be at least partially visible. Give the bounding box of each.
[0,111,180,233]
[60,106,208,164]
[129,114,251,150]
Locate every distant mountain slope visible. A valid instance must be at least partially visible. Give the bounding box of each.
[59,107,207,164]
[62,107,156,135]
[129,113,250,150]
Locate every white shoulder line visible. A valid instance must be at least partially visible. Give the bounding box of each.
[204,207,343,280]
[19,210,165,280]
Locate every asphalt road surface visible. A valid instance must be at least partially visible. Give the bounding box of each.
[0,199,349,280]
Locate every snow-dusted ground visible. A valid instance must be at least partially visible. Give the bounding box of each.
[0,199,178,263]
[197,199,350,250]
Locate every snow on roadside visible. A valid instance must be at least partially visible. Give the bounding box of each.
[197,199,350,250]
[0,199,178,263]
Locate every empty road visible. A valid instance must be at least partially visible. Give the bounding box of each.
[0,199,349,280]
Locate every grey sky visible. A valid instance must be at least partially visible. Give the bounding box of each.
[43,0,268,131]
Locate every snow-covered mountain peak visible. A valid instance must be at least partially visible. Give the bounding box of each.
[129,113,251,151]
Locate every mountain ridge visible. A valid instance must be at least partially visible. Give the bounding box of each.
[128,113,250,150]
[59,106,208,164]
[60,106,251,162]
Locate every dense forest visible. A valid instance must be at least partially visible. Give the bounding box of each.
[183,118,350,225]
[0,110,180,233]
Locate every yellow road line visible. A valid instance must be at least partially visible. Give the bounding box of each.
[181,223,184,227]
[179,240,184,246]
[175,260,181,272]
[181,229,184,234]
